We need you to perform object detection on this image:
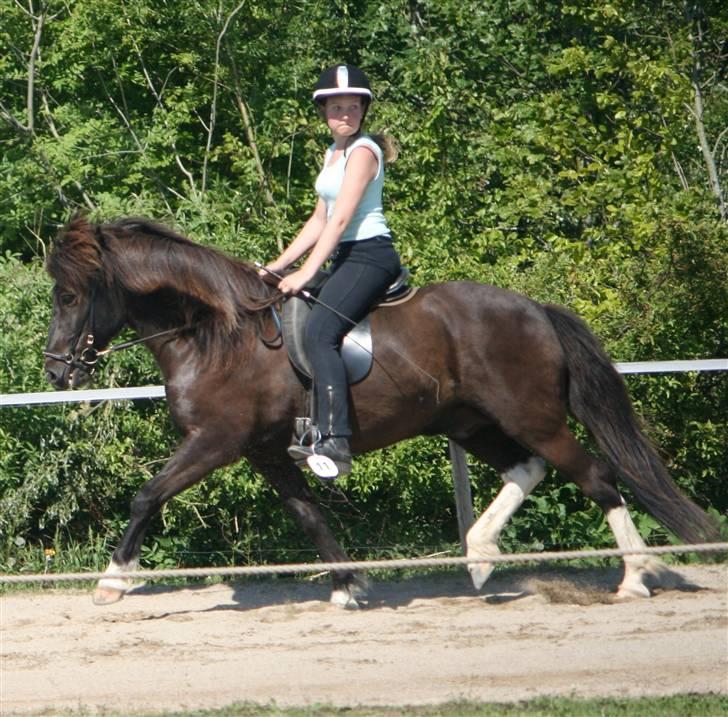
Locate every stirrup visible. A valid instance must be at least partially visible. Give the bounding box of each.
[288,431,351,480]
[287,441,341,480]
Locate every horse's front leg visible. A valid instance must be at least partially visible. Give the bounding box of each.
[94,430,236,605]
[252,456,367,609]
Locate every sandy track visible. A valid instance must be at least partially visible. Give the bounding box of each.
[1,564,726,714]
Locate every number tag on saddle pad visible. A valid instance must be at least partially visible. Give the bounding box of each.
[306,454,339,480]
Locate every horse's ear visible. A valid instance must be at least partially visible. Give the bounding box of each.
[55,214,92,245]
[48,214,107,288]
[66,211,90,230]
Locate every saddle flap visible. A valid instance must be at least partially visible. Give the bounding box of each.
[279,266,414,385]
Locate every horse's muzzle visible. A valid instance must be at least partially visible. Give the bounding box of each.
[43,352,94,390]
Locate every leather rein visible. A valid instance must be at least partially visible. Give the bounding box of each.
[42,284,184,375]
[42,281,281,375]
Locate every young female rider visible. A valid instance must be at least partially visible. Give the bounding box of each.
[261,64,401,477]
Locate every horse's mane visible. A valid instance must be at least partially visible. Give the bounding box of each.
[48,216,279,367]
[47,216,105,293]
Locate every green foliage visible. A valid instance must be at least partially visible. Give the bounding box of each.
[1,0,726,571]
[4,694,726,716]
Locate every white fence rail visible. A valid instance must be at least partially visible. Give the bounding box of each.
[2,359,726,407]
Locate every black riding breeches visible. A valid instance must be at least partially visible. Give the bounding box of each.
[303,236,400,437]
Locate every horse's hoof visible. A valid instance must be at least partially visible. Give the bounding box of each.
[93,586,126,605]
[466,543,499,591]
[468,562,495,591]
[615,582,651,600]
[330,588,362,610]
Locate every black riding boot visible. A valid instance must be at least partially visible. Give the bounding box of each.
[288,384,352,478]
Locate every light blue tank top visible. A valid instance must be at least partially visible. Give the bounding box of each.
[314,135,391,243]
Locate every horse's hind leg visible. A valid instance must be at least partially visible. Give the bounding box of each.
[454,430,546,590]
[251,456,367,609]
[467,457,546,590]
[521,425,675,598]
[605,500,682,598]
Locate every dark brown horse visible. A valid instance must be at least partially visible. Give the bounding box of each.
[44,217,717,607]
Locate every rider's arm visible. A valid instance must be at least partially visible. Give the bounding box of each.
[278,146,377,293]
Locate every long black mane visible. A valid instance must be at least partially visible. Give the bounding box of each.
[48,216,278,366]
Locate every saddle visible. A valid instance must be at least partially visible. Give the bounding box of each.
[278,267,415,385]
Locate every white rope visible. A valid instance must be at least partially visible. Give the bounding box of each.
[3,359,726,406]
[2,542,725,585]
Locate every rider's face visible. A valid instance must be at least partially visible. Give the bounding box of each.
[324,95,365,138]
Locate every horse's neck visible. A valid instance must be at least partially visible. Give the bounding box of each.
[121,311,187,377]
[142,330,199,386]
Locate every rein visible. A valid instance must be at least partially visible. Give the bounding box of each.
[43,325,185,374]
[92,326,187,364]
[42,281,186,374]
[256,263,441,402]
[43,277,280,374]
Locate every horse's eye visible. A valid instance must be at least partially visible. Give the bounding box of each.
[59,292,77,307]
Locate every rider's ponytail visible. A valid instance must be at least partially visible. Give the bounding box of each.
[369,132,399,164]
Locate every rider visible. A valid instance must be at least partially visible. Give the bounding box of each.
[261,64,401,476]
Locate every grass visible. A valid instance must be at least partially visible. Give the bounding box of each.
[15,695,728,716]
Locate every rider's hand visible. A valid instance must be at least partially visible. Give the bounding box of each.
[258,263,286,287]
[277,268,313,295]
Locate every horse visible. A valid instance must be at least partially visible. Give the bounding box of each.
[43,216,718,607]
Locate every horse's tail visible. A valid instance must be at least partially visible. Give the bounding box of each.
[543,304,719,544]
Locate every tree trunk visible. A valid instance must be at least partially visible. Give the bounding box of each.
[689,6,727,220]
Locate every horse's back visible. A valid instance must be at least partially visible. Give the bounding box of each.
[374,280,554,343]
[369,279,564,389]
[352,280,566,449]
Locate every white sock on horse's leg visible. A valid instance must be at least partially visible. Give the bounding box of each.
[93,557,140,605]
[466,457,546,590]
[607,501,665,599]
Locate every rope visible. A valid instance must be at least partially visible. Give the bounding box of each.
[2,542,725,585]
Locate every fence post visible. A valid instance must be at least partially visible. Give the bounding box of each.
[448,439,475,553]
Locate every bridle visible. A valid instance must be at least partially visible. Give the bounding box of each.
[42,283,102,374]
[42,282,183,375]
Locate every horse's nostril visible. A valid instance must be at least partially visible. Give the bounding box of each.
[45,368,64,389]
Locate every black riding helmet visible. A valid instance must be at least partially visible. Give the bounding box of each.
[312,64,373,103]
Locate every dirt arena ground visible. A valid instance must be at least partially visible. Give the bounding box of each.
[1,564,726,714]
